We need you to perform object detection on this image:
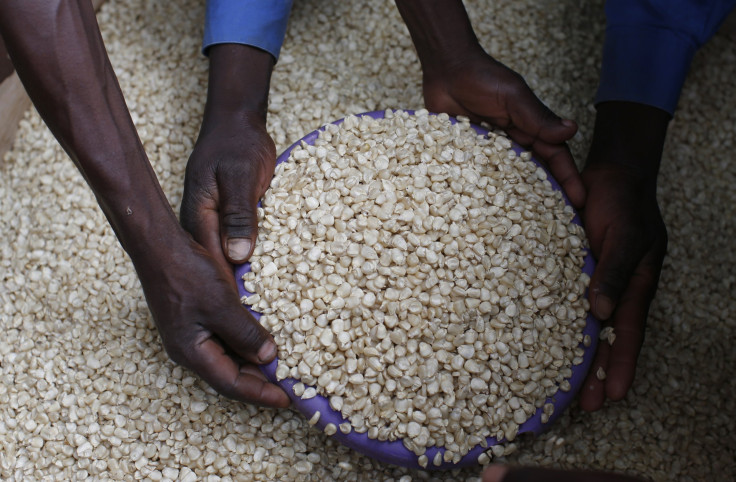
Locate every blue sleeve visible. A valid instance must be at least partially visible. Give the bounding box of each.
[595,0,736,115]
[203,0,293,61]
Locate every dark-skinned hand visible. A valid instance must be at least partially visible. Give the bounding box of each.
[421,49,586,210]
[136,230,288,407]
[177,44,287,407]
[395,0,585,209]
[579,102,669,411]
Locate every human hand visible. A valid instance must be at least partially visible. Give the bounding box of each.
[180,112,276,269]
[579,102,670,411]
[482,465,647,482]
[171,44,284,405]
[134,231,289,407]
[395,0,584,208]
[180,43,277,270]
[421,49,585,209]
[175,115,284,405]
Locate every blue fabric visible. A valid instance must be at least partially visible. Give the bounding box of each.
[203,0,293,61]
[596,0,736,114]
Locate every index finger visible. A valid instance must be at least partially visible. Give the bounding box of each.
[605,248,664,401]
[520,130,585,209]
[189,337,290,407]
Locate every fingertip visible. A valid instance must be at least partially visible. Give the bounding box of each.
[579,378,606,412]
[214,308,275,366]
[482,464,510,482]
[238,365,290,407]
[263,383,291,408]
[605,374,633,401]
[539,117,578,143]
[561,118,577,130]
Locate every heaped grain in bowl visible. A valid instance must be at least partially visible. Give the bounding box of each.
[242,109,591,466]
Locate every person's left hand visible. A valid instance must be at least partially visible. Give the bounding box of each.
[578,162,667,410]
[577,101,670,411]
[422,48,585,209]
[180,112,276,272]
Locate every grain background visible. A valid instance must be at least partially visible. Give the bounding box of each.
[0,0,734,480]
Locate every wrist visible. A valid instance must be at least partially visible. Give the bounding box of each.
[100,169,185,265]
[201,44,274,130]
[585,101,671,182]
[396,0,483,76]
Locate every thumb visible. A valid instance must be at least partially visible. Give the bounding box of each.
[219,178,261,264]
[216,306,278,365]
[503,86,585,208]
[505,78,578,146]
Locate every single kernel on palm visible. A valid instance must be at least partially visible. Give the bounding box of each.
[243,110,591,463]
[596,367,607,381]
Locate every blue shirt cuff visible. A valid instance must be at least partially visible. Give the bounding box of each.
[595,25,698,115]
[203,0,293,61]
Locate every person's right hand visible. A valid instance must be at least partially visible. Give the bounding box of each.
[175,112,285,406]
[179,44,278,271]
[578,102,670,411]
[180,112,276,272]
[133,228,289,408]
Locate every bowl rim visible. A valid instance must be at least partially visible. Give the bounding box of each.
[234,109,599,469]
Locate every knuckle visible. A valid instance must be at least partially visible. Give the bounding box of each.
[221,210,256,237]
[601,267,630,294]
[225,320,267,354]
[162,341,188,368]
[208,376,236,400]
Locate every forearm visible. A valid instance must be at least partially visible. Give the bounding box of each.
[0,0,180,260]
[394,0,482,74]
[199,44,274,134]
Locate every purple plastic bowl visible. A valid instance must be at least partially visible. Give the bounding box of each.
[234,110,599,469]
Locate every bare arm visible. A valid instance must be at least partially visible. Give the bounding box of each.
[0,0,288,407]
[395,0,585,208]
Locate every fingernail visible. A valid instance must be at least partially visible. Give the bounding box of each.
[257,341,277,364]
[595,295,614,320]
[228,238,252,261]
[561,118,575,127]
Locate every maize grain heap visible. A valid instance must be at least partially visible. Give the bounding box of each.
[242,109,591,466]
